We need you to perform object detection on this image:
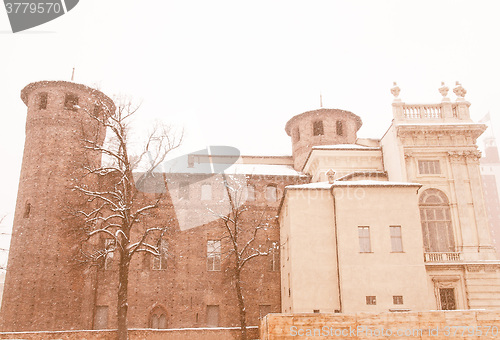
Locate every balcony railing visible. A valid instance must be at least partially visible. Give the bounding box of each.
[403,104,442,119]
[424,252,462,263]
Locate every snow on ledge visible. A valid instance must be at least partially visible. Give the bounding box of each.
[287,180,421,189]
[312,144,380,150]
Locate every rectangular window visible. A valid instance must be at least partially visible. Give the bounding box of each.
[358,226,371,253]
[94,305,109,329]
[393,295,404,305]
[64,93,79,111]
[39,92,48,110]
[313,121,324,136]
[207,240,221,271]
[152,239,168,270]
[336,120,343,136]
[418,160,441,175]
[266,185,277,202]
[201,184,212,201]
[439,288,456,310]
[246,184,255,201]
[390,226,403,252]
[206,305,219,327]
[179,182,190,199]
[104,239,114,270]
[268,241,280,271]
[366,296,376,305]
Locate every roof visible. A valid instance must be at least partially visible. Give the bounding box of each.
[143,161,305,177]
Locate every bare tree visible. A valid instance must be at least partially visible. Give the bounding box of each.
[74,100,182,340]
[210,174,278,340]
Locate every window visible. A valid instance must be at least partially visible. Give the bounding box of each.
[439,288,456,310]
[104,239,114,270]
[259,305,271,319]
[393,296,404,305]
[94,305,108,329]
[336,120,343,136]
[201,184,212,201]
[390,226,403,252]
[268,241,280,271]
[39,92,48,110]
[418,160,441,175]
[153,238,168,270]
[150,306,167,329]
[358,226,371,253]
[266,185,277,202]
[23,202,31,218]
[246,184,255,201]
[313,309,320,313]
[207,240,221,271]
[179,182,190,199]
[419,189,455,252]
[206,305,219,327]
[366,296,376,305]
[64,93,79,110]
[313,121,324,136]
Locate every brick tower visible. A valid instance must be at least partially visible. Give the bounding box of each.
[285,108,363,170]
[0,81,115,331]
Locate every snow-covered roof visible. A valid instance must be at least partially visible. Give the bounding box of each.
[224,163,303,176]
[286,180,421,189]
[141,161,304,177]
[312,144,380,150]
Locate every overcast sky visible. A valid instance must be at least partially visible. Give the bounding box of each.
[1,0,500,257]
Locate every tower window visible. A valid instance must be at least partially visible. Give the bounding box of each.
[39,93,48,110]
[336,120,343,136]
[64,93,79,111]
[23,202,31,218]
[313,121,324,136]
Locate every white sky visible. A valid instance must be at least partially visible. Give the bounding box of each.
[1,0,500,255]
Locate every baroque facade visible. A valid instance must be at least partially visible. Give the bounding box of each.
[1,80,500,332]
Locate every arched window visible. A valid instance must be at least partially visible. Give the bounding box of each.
[266,184,277,202]
[419,189,455,252]
[150,306,167,329]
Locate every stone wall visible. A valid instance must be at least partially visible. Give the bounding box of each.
[260,310,500,339]
[0,326,259,340]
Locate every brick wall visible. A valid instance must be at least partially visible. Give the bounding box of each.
[261,310,500,339]
[0,326,259,340]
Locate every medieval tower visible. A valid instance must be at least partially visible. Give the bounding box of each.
[0,81,115,331]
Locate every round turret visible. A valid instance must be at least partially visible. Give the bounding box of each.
[1,81,115,331]
[285,108,362,170]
